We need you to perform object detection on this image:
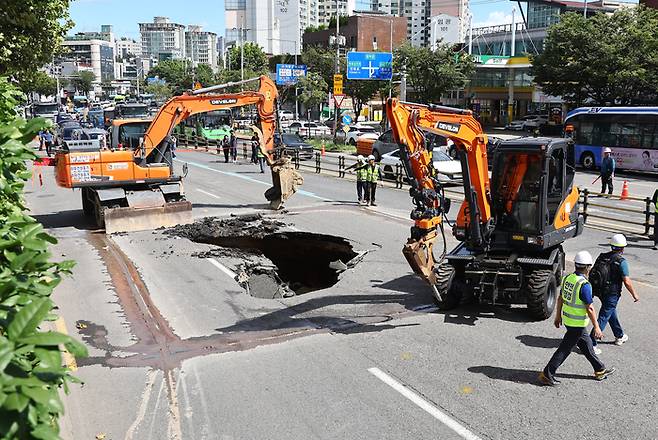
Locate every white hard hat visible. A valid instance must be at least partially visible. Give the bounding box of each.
[610,233,627,248]
[603,147,612,154]
[357,155,364,161]
[574,251,594,266]
[367,154,375,160]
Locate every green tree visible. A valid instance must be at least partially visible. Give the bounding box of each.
[531,7,658,105]
[0,0,73,76]
[301,46,335,92]
[393,43,474,104]
[145,82,173,100]
[147,60,193,94]
[298,72,328,114]
[225,43,268,74]
[19,71,58,98]
[71,71,95,95]
[194,63,215,87]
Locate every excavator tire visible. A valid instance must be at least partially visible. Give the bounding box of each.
[434,263,463,310]
[525,269,557,321]
[81,188,94,216]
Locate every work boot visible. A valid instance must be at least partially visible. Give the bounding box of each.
[370,202,377,206]
[538,371,560,386]
[594,367,616,381]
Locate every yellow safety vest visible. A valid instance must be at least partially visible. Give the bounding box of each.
[561,273,590,327]
[366,164,380,183]
[356,163,367,181]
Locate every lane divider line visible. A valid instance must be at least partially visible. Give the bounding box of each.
[175,158,330,201]
[196,188,222,199]
[206,258,237,279]
[54,317,78,372]
[368,367,482,440]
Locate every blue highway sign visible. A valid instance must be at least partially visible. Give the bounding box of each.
[276,64,307,85]
[346,52,393,80]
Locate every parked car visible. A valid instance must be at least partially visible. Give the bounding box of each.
[370,130,448,161]
[274,133,315,160]
[279,110,295,120]
[380,149,462,184]
[506,114,549,131]
[337,124,380,145]
[287,120,331,137]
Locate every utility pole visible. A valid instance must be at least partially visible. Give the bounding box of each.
[240,25,245,91]
[389,17,393,99]
[294,39,299,120]
[468,13,473,55]
[332,0,340,139]
[507,8,516,126]
[584,0,588,17]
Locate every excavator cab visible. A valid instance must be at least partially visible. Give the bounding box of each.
[487,138,582,250]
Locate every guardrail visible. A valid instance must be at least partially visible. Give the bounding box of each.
[176,133,656,238]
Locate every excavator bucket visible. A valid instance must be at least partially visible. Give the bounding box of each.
[265,157,304,210]
[402,230,439,284]
[96,183,193,234]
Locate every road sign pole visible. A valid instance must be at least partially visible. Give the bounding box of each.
[333,0,340,140]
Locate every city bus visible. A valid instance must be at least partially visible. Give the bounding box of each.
[564,107,658,171]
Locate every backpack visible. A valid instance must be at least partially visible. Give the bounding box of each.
[589,252,622,297]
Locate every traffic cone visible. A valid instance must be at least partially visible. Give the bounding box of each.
[620,180,629,200]
[321,142,326,156]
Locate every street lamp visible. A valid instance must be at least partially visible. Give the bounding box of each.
[272,38,300,119]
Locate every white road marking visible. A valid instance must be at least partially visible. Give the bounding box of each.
[206,258,237,279]
[196,188,221,199]
[368,367,482,440]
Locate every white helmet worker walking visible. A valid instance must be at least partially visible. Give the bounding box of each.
[603,147,612,154]
[357,154,365,162]
[574,250,594,267]
[610,233,627,248]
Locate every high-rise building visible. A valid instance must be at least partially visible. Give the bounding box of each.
[186,26,219,71]
[225,0,323,55]
[139,16,186,61]
[59,32,115,83]
[318,0,357,25]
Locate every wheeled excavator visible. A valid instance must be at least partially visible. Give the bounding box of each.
[386,99,584,319]
[54,76,302,233]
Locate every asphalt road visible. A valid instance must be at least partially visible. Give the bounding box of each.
[26,149,658,440]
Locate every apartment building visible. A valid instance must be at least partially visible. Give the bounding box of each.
[186,26,219,71]
[139,16,186,61]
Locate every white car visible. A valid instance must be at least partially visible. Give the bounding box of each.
[379,149,462,184]
[506,115,548,131]
[287,120,331,137]
[279,110,295,120]
[338,124,380,145]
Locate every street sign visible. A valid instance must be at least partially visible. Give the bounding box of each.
[342,114,352,125]
[333,74,343,95]
[276,64,307,85]
[342,125,350,133]
[333,94,345,109]
[346,52,393,80]
[194,81,202,90]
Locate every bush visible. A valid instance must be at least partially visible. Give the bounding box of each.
[0,77,86,439]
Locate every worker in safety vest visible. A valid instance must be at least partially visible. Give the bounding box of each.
[346,155,368,204]
[365,154,381,206]
[539,251,615,386]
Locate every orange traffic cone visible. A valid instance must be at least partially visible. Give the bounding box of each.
[620,180,629,200]
[321,142,326,156]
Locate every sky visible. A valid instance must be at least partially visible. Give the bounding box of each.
[69,0,524,40]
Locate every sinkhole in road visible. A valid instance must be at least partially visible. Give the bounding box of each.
[187,230,360,298]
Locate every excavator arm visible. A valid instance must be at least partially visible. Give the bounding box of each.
[386,99,492,289]
[138,75,302,209]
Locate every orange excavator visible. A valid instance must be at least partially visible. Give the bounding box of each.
[54,76,302,233]
[387,99,583,319]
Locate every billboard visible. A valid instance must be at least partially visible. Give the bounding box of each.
[276,64,307,85]
[346,52,393,80]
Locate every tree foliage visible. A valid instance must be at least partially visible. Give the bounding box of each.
[301,46,335,92]
[18,72,58,99]
[531,7,658,105]
[148,60,219,95]
[71,71,95,95]
[225,43,269,75]
[393,43,474,104]
[297,72,328,110]
[0,0,73,76]
[0,77,87,439]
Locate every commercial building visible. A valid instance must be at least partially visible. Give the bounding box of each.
[116,38,141,59]
[186,26,219,71]
[59,33,116,84]
[139,16,186,61]
[303,12,407,51]
[318,0,358,25]
[458,0,634,125]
